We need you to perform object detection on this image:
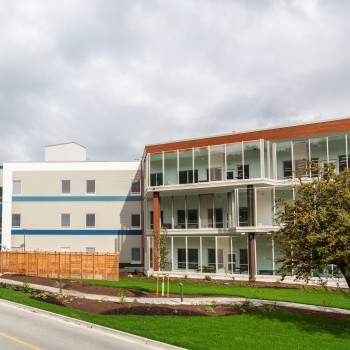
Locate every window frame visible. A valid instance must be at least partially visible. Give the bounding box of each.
[131,179,141,195]
[131,247,141,263]
[12,214,21,228]
[61,180,71,195]
[61,213,70,229]
[86,180,96,195]
[131,214,141,228]
[86,213,96,229]
[13,180,22,196]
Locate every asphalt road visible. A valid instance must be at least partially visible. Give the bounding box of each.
[0,299,177,350]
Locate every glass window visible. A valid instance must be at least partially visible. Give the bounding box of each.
[131,247,141,262]
[243,141,260,179]
[131,179,141,194]
[174,196,186,229]
[86,180,95,194]
[293,141,309,177]
[12,214,21,228]
[86,247,95,253]
[0,186,2,202]
[209,146,225,181]
[61,213,70,228]
[214,193,227,228]
[86,214,95,228]
[131,214,141,228]
[13,181,21,195]
[150,153,163,186]
[310,137,327,168]
[179,150,194,184]
[187,195,199,229]
[62,180,70,194]
[328,133,347,173]
[237,189,249,227]
[276,141,292,179]
[160,196,172,229]
[256,188,273,226]
[226,143,242,180]
[194,147,208,183]
[164,152,178,186]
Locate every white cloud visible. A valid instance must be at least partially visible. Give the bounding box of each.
[0,0,350,162]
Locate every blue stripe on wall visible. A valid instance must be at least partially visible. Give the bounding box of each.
[12,196,142,202]
[12,229,142,235]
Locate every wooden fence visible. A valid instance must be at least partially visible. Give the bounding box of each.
[0,252,119,281]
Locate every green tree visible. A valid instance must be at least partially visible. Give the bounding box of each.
[273,163,350,288]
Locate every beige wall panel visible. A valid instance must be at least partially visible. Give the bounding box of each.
[11,235,142,263]
[0,170,3,186]
[12,170,141,196]
[12,202,142,230]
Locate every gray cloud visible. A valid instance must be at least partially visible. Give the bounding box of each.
[1,0,350,162]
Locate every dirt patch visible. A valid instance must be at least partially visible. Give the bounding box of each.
[1,274,349,320]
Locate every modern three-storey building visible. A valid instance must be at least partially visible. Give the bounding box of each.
[143,117,350,279]
[0,118,350,280]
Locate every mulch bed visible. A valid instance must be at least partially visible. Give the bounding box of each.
[0,274,349,320]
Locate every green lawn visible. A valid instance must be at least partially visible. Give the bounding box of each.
[0,287,349,350]
[77,277,350,310]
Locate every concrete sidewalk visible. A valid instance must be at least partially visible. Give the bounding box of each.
[1,277,350,316]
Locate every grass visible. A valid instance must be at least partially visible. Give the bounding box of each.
[76,277,350,310]
[0,287,349,350]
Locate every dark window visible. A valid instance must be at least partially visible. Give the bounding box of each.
[283,161,292,178]
[61,214,70,228]
[150,173,163,186]
[187,209,198,228]
[62,180,70,194]
[188,249,198,269]
[208,248,216,267]
[179,170,198,184]
[239,249,248,272]
[131,214,141,228]
[237,165,249,179]
[131,179,141,194]
[131,248,141,262]
[12,214,21,228]
[86,180,95,194]
[86,214,95,228]
[149,211,163,229]
[239,207,248,226]
[339,155,350,172]
[177,248,186,269]
[177,210,186,229]
[215,208,223,228]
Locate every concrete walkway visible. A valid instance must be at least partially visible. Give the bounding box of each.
[1,277,350,316]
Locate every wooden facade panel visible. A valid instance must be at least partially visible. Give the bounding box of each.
[145,118,350,154]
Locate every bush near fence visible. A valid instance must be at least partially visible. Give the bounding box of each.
[0,252,119,281]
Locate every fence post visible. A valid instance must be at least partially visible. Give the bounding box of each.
[104,254,107,280]
[80,253,83,280]
[26,252,29,275]
[92,254,95,280]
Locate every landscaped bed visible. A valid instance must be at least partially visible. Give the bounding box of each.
[0,273,349,320]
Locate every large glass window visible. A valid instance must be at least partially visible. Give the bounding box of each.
[160,196,172,229]
[243,141,260,179]
[150,153,163,186]
[226,143,242,180]
[210,146,225,181]
[293,140,309,177]
[187,195,199,229]
[328,133,346,173]
[131,179,141,194]
[214,193,227,228]
[276,141,292,180]
[174,196,186,229]
[256,188,273,226]
[173,237,186,270]
[164,151,178,185]
[310,137,327,168]
[131,214,141,228]
[179,150,194,184]
[194,147,208,183]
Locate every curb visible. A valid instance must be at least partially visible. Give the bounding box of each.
[0,298,187,350]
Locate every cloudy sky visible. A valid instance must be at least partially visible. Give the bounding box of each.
[1,0,350,162]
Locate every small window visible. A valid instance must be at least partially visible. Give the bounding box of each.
[86,214,95,228]
[60,247,71,252]
[61,214,70,228]
[12,214,21,228]
[62,180,70,194]
[131,179,141,194]
[13,181,22,195]
[86,180,95,194]
[131,214,140,228]
[86,247,96,253]
[131,247,141,263]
